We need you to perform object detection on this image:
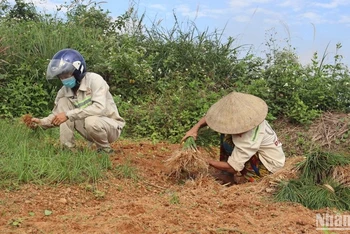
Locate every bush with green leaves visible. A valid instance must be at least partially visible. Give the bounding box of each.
[1,0,350,142]
[0,0,118,117]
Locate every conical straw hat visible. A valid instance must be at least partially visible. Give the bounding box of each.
[205,92,268,134]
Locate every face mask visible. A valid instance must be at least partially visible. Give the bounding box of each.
[62,76,76,88]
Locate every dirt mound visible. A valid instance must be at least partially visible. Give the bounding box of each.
[0,140,347,234]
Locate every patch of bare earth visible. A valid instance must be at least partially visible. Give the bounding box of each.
[1,138,347,234]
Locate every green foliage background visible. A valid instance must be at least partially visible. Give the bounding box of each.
[1,0,350,143]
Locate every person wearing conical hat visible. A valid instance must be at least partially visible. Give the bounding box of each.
[182,92,285,184]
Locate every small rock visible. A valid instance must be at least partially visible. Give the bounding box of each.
[58,198,67,204]
[265,188,274,193]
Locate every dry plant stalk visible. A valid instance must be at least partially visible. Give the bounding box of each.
[331,165,350,187]
[254,156,304,193]
[21,114,36,129]
[164,149,208,179]
[309,112,350,148]
[164,137,208,179]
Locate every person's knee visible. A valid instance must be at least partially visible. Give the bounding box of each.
[85,117,103,134]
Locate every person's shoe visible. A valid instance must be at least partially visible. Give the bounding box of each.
[97,147,115,154]
[63,142,76,148]
[61,142,77,152]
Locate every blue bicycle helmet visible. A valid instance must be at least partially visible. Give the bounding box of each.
[46,49,87,82]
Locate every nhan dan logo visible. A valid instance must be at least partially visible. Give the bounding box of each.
[316,213,350,230]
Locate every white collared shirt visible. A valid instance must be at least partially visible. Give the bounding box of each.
[227,120,285,173]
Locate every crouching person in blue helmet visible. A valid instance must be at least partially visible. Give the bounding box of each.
[31,49,125,153]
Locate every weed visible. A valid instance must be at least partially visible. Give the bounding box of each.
[169,192,180,205]
[114,161,139,181]
[8,217,24,227]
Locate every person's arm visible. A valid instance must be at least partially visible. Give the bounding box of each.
[207,159,237,174]
[181,116,208,142]
[31,88,67,128]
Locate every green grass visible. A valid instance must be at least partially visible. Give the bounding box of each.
[0,119,115,188]
[114,159,139,181]
[274,149,350,211]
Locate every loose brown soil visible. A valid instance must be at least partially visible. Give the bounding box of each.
[1,138,348,234]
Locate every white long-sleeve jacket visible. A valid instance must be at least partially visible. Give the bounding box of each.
[227,120,285,173]
[40,72,125,129]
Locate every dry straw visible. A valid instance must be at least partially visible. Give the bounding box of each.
[164,137,208,179]
[331,164,350,187]
[254,156,304,193]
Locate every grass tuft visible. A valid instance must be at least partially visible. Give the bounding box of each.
[0,119,112,188]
